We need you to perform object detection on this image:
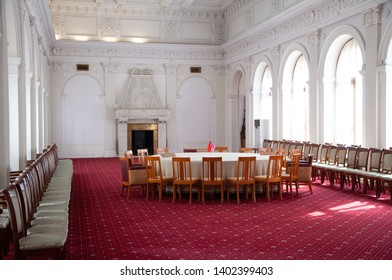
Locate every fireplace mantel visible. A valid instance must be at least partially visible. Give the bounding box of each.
[115,108,170,123]
[115,68,170,156]
[115,108,170,156]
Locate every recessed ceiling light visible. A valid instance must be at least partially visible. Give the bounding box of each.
[103,37,117,42]
[73,35,89,41]
[130,38,146,43]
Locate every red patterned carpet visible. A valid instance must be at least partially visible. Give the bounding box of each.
[63,158,392,260]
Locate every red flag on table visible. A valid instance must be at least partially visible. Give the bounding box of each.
[207,141,215,152]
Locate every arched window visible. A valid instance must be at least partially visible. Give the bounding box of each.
[282,53,309,140]
[325,38,363,145]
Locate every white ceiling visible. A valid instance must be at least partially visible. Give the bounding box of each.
[48,0,234,44]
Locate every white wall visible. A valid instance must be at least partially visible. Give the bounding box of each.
[176,76,214,151]
[62,74,105,157]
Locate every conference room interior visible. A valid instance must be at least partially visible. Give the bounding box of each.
[1,0,392,261]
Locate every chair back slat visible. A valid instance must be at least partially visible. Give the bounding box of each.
[356,147,370,170]
[381,149,392,174]
[146,156,163,181]
[202,157,222,182]
[172,157,193,183]
[237,156,256,182]
[368,148,382,172]
[266,155,283,179]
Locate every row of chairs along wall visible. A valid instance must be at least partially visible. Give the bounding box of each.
[0,144,73,259]
[262,139,392,201]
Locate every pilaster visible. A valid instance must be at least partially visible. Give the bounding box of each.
[363,5,382,147]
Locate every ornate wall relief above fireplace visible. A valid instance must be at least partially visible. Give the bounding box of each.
[115,68,170,156]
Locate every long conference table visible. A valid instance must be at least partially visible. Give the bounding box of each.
[159,152,270,179]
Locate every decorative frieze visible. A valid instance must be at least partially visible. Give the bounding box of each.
[51,45,225,62]
[224,0,366,60]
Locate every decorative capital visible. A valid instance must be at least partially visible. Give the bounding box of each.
[307,29,321,46]
[363,5,382,27]
[271,45,281,60]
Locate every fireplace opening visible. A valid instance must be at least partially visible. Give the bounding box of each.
[132,130,154,155]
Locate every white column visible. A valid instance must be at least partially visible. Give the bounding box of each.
[157,121,167,149]
[117,120,128,157]
[307,29,321,143]
[228,94,239,151]
[270,45,281,140]
[8,57,21,171]
[164,64,178,152]
[379,64,392,148]
[362,6,382,147]
[25,71,34,160]
[102,63,117,157]
[0,0,10,188]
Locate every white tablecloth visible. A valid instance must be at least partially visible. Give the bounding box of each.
[160,152,269,179]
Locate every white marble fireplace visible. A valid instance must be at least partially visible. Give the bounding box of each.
[115,68,170,156]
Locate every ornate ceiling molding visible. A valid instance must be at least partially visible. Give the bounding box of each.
[223,0,387,63]
[51,42,225,63]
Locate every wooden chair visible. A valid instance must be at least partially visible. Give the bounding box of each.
[137,148,149,165]
[172,157,200,204]
[215,146,228,152]
[328,145,348,187]
[262,139,273,149]
[338,146,358,189]
[281,153,300,197]
[255,155,283,202]
[157,147,169,154]
[227,156,256,203]
[352,147,370,192]
[365,148,382,192]
[145,156,172,201]
[271,141,279,152]
[2,184,67,259]
[375,149,392,198]
[312,144,329,181]
[275,148,287,170]
[120,157,146,199]
[258,147,274,155]
[302,142,312,161]
[201,157,224,203]
[310,143,320,163]
[239,147,253,153]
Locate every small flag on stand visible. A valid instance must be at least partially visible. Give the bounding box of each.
[207,141,215,152]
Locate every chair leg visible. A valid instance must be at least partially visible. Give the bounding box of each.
[189,185,192,204]
[279,182,283,200]
[266,183,270,202]
[146,183,149,200]
[236,183,240,203]
[158,184,162,202]
[172,185,176,203]
[221,184,224,204]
